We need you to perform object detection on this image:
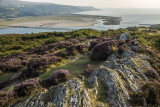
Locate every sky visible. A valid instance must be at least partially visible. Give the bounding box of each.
[21,0,160,8]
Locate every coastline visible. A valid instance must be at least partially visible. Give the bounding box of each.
[9,18,98,28]
[0,15,122,29]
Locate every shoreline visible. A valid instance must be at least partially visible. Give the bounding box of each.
[0,15,122,29]
[9,18,99,28]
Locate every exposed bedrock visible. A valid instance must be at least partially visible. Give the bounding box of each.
[10,79,92,107]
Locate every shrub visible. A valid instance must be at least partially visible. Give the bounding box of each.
[14,78,42,97]
[0,52,26,73]
[54,50,68,58]
[22,56,61,77]
[118,45,124,54]
[130,80,160,106]
[75,44,88,53]
[42,69,70,86]
[130,91,145,106]
[88,40,98,51]
[31,46,48,54]
[84,64,97,77]
[142,80,160,105]
[90,41,113,60]
[118,41,125,47]
[0,58,22,73]
[26,58,46,77]
[68,38,79,44]
[66,46,78,55]
[131,40,138,46]
[0,91,15,107]
[0,70,3,75]
[145,68,160,80]
[77,37,87,42]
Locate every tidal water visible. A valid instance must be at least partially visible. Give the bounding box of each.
[0,8,160,34]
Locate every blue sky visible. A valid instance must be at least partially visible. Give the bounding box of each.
[21,0,160,8]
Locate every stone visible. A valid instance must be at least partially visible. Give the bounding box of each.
[88,76,98,86]
[11,79,92,107]
[119,32,130,41]
[88,49,150,107]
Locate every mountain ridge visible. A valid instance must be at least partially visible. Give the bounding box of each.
[0,0,98,18]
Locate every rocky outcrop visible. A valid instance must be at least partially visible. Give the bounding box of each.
[10,79,92,107]
[8,34,154,107]
[88,49,150,107]
[119,33,130,41]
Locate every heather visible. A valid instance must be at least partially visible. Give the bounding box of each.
[90,41,113,60]
[14,78,43,97]
[42,69,70,87]
[0,28,160,106]
[0,78,43,107]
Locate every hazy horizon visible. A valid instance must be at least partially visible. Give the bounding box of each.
[21,0,160,8]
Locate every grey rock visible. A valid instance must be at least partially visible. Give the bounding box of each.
[11,79,92,107]
[88,49,150,107]
[119,32,130,41]
[88,76,98,86]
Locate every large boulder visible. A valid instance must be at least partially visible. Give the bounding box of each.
[90,41,113,60]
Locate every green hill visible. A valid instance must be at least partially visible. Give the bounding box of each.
[0,0,97,18]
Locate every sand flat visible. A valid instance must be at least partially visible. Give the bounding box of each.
[10,18,98,27]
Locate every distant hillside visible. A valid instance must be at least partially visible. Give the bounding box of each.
[0,0,97,18]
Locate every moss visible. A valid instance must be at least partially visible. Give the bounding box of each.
[96,81,109,104]
[85,79,110,107]
[39,54,103,80]
[0,72,14,82]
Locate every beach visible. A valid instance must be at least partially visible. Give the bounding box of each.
[10,18,98,27]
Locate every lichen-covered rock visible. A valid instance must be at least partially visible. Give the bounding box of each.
[11,79,92,107]
[119,32,130,41]
[88,49,150,107]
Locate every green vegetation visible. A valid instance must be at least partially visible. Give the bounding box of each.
[0,0,96,19]
[0,72,14,82]
[0,27,160,106]
[0,29,127,58]
[39,54,104,80]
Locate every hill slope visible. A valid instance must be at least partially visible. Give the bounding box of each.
[0,28,159,106]
[0,0,97,18]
